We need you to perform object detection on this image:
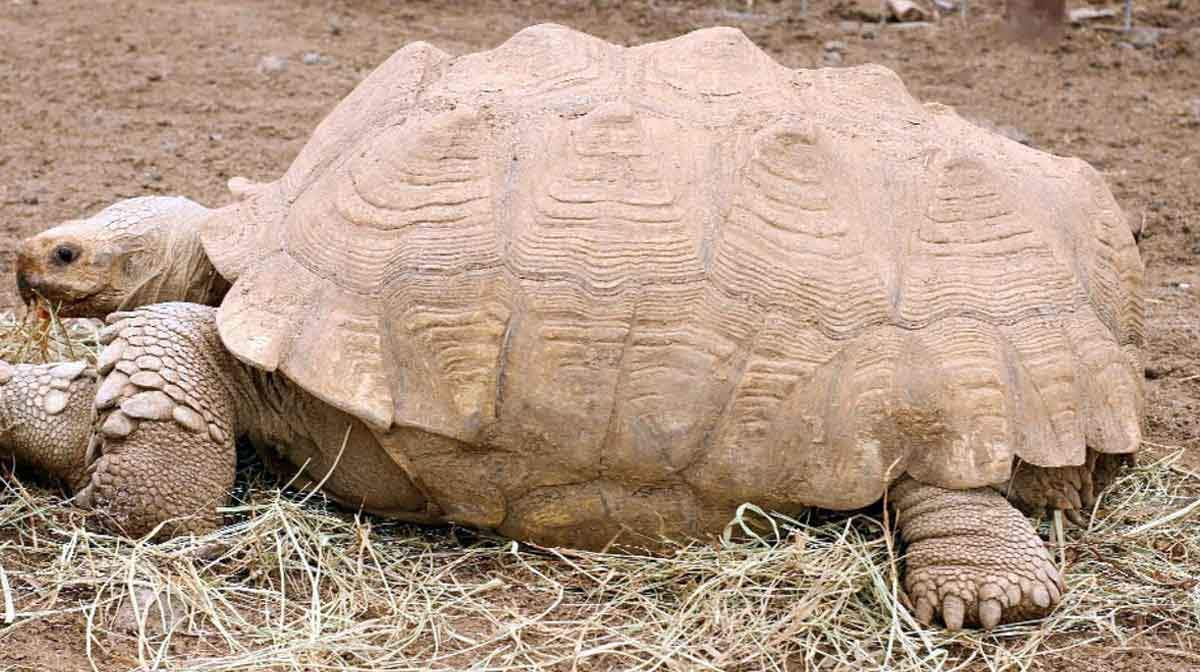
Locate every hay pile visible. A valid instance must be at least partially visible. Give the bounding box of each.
[1,310,1198,671]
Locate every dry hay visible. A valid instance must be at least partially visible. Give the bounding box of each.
[1,309,1198,671]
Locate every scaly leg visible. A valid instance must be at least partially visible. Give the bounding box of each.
[1005,450,1132,526]
[0,360,96,490]
[81,302,432,538]
[890,477,1065,630]
[81,304,239,537]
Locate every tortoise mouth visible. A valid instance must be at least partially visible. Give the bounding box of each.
[14,272,102,317]
[15,269,35,306]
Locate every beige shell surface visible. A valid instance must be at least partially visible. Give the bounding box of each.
[199,24,1143,514]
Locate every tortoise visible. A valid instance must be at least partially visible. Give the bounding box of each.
[12,24,1144,630]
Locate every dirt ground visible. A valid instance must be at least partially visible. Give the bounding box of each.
[1,0,1199,670]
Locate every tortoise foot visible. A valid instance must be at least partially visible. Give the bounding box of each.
[890,478,1065,630]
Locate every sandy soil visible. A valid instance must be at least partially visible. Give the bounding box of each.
[1,0,1198,669]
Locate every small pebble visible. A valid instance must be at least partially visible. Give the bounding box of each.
[1144,366,1172,380]
[302,52,321,65]
[256,54,288,76]
[1128,27,1162,49]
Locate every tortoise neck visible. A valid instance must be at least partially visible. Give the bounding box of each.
[121,213,229,310]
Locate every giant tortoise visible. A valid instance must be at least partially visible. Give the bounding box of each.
[10,25,1144,629]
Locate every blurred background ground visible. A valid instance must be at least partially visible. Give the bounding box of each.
[0,0,1198,670]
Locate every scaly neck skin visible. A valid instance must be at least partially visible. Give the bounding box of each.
[120,216,230,311]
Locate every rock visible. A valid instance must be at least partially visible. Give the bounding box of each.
[839,20,861,33]
[1137,364,1166,381]
[822,40,847,66]
[837,0,884,22]
[327,15,343,36]
[1128,28,1162,49]
[1069,7,1116,22]
[886,0,926,21]
[256,54,288,76]
[302,52,322,65]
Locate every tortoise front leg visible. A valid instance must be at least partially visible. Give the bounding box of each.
[889,477,1065,630]
[0,360,96,491]
[80,304,239,538]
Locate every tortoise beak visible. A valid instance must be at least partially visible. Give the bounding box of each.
[15,241,39,306]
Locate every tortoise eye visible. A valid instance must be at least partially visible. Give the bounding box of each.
[53,245,78,265]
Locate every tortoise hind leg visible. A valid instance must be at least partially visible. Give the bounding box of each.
[1004,449,1133,526]
[889,476,1065,630]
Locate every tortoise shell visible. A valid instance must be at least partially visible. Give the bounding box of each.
[199,25,1143,528]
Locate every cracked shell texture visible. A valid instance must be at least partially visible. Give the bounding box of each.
[196,24,1142,516]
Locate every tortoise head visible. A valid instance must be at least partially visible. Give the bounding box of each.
[16,196,230,318]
